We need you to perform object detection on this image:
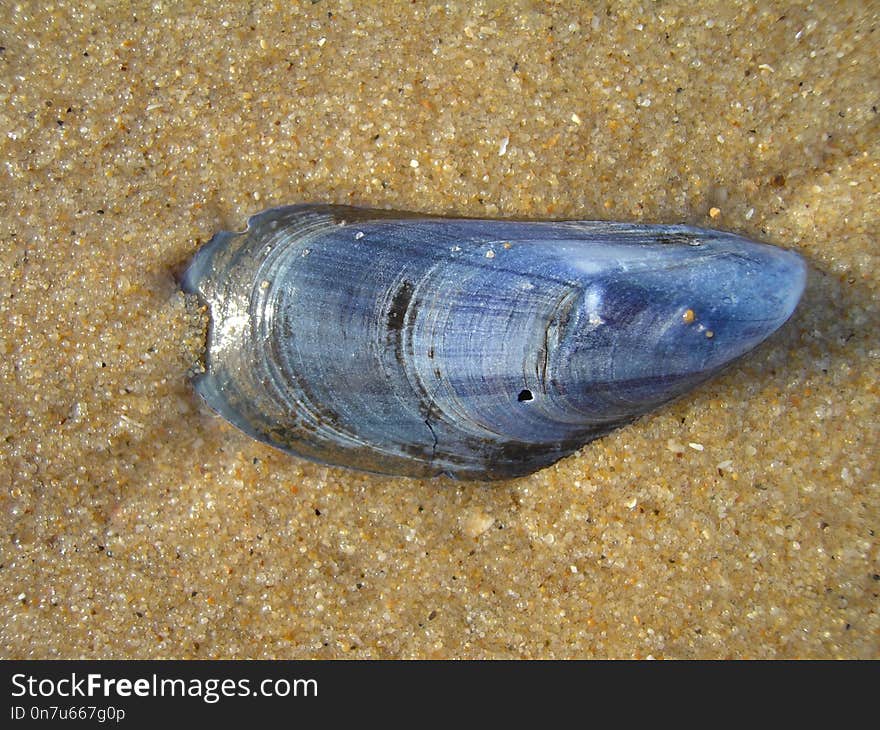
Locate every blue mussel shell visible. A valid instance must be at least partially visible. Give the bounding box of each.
[182,205,806,479]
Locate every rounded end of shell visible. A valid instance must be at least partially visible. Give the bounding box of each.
[180,229,241,301]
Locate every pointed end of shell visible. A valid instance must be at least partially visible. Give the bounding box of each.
[772,247,808,327]
[737,244,807,349]
[706,243,807,370]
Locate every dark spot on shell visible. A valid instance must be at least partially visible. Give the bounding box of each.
[387,280,413,333]
[656,232,702,246]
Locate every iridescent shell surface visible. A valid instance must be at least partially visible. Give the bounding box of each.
[181,204,806,479]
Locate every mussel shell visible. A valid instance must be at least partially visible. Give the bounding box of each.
[182,205,806,479]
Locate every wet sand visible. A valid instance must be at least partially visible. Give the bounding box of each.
[1,1,877,658]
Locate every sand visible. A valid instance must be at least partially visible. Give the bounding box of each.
[1,0,877,659]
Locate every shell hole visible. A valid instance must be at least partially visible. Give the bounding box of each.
[517,389,534,403]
